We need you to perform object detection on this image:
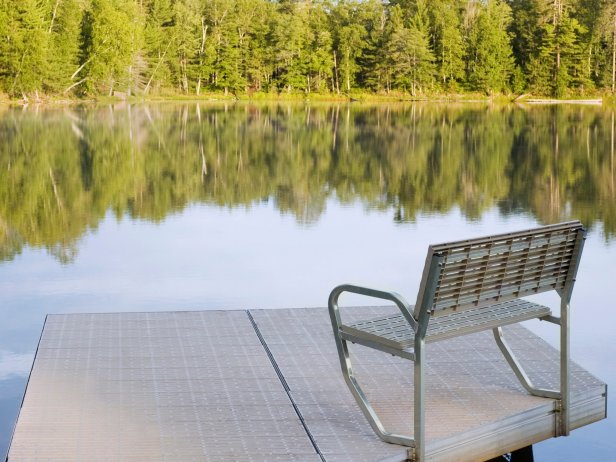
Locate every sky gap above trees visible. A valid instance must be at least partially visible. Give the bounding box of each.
[0,0,615,99]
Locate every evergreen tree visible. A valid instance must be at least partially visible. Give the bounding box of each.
[554,13,588,95]
[408,0,436,94]
[356,0,387,91]
[0,3,16,93]
[143,0,175,95]
[0,0,48,97]
[385,5,435,95]
[271,1,311,92]
[430,0,465,89]
[0,0,612,97]
[172,0,201,94]
[526,0,588,96]
[509,0,544,71]
[211,0,244,94]
[83,0,141,96]
[597,0,616,92]
[331,1,366,93]
[46,0,83,94]
[241,0,272,91]
[306,1,333,93]
[575,0,604,88]
[466,0,515,94]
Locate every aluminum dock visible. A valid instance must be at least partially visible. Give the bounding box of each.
[7,307,607,462]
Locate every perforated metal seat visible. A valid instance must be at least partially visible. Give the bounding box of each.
[328,221,587,461]
[341,299,551,350]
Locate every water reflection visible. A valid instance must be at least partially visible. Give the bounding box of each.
[0,103,615,263]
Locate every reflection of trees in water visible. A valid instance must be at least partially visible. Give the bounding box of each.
[502,107,616,237]
[0,103,615,262]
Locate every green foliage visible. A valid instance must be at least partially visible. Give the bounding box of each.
[0,0,49,96]
[430,0,465,89]
[143,0,175,95]
[0,0,615,97]
[331,0,366,93]
[46,0,84,94]
[466,0,514,94]
[271,1,311,92]
[83,0,142,96]
[172,0,201,94]
[385,5,435,95]
[595,0,616,92]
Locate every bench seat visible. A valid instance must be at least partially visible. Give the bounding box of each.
[328,221,586,457]
[341,299,551,353]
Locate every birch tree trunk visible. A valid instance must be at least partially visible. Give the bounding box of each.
[612,13,616,94]
[48,0,60,33]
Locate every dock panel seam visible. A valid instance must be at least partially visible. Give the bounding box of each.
[246,310,326,462]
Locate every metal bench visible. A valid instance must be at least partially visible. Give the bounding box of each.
[328,221,586,461]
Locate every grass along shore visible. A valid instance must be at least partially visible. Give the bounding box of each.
[0,90,613,106]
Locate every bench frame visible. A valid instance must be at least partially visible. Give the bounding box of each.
[328,222,586,462]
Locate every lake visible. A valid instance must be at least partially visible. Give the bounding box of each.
[0,102,614,460]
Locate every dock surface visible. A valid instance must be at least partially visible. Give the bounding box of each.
[7,307,607,462]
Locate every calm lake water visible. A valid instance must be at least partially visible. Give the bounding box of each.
[0,102,614,460]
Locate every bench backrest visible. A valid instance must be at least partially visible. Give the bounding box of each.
[414,221,586,319]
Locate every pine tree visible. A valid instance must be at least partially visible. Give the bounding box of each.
[509,0,544,72]
[143,0,175,95]
[356,0,387,91]
[46,0,83,95]
[331,0,366,93]
[82,0,141,96]
[0,3,16,93]
[172,0,201,94]
[305,1,333,93]
[0,0,609,97]
[466,0,514,94]
[597,0,616,92]
[526,0,587,96]
[554,13,588,96]
[212,0,244,95]
[384,3,435,95]
[0,0,49,97]
[241,0,272,92]
[271,1,311,92]
[430,0,465,89]
[408,0,436,94]
[575,0,604,89]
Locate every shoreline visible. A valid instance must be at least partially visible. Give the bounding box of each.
[0,92,611,107]
[518,98,604,105]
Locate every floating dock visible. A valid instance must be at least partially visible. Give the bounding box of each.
[7,307,607,462]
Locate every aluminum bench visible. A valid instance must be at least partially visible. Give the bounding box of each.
[328,221,586,462]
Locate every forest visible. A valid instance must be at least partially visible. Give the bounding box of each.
[0,0,615,99]
[1,103,614,262]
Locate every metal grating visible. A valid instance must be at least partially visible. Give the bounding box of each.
[250,307,605,461]
[7,307,606,462]
[341,299,551,349]
[416,221,585,315]
[7,311,321,462]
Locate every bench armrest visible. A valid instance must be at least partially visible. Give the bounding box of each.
[328,284,418,333]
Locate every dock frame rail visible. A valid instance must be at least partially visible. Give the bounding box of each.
[328,221,586,462]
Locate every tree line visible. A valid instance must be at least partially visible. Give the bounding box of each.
[0,0,615,99]
[1,103,614,262]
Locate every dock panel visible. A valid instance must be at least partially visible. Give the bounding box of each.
[7,307,607,462]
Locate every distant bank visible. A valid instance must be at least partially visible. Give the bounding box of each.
[0,91,613,107]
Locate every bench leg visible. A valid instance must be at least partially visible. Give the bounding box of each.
[493,327,561,399]
[328,304,415,448]
[494,325,571,436]
[336,335,416,447]
[414,338,426,462]
[494,322,571,437]
[559,301,571,436]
